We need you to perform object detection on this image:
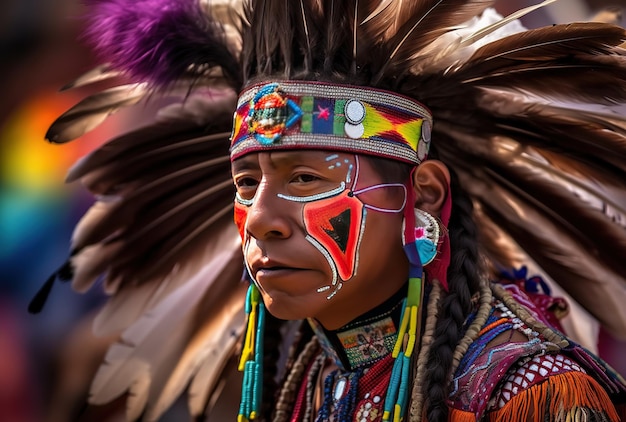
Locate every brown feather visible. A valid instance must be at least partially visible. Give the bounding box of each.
[88,241,242,415]
[372,0,493,83]
[458,0,557,47]
[456,165,626,337]
[60,64,121,91]
[93,220,242,337]
[46,84,147,143]
[466,23,625,66]
[149,261,246,420]
[437,126,626,272]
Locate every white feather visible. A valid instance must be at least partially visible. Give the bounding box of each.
[412,7,527,74]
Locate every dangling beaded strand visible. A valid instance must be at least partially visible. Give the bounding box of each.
[383,188,426,422]
[382,273,423,422]
[238,284,266,421]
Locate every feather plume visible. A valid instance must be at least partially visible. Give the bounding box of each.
[473,90,626,169]
[435,125,626,336]
[148,266,246,420]
[474,175,626,338]
[46,84,146,143]
[459,0,558,48]
[404,7,526,76]
[60,88,236,297]
[372,0,493,83]
[92,222,241,336]
[465,22,625,66]
[60,64,121,91]
[84,0,242,88]
[88,240,243,416]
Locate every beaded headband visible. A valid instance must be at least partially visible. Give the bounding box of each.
[229,81,433,164]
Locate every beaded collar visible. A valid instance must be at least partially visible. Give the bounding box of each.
[308,286,406,372]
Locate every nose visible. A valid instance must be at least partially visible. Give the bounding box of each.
[245,179,293,240]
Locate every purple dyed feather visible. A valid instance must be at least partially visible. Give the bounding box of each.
[84,0,241,88]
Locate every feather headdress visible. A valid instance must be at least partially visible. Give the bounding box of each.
[34,0,626,419]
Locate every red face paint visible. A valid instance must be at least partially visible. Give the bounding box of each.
[234,201,248,243]
[302,190,366,281]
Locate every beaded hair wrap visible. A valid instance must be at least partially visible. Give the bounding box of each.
[37,0,626,420]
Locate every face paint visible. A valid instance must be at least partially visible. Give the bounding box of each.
[282,155,406,299]
[233,199,249,243]
[232,154,407,300]
[302,189,366,298]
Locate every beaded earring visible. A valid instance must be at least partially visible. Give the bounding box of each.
[238,284,266,422]
[412,208,440,265]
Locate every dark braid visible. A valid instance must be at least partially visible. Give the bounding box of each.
[260,313,285,421]
[423,168,483,422]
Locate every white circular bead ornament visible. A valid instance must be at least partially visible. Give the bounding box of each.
[344,99,366,139]
[417,120,432,162]
[345,122,365,139]
[345,99,366,124]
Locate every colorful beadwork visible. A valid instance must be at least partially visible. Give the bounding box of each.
[238,284,265,421]
[246,83,303,145]
[230,81,433,164]
[447,280,626,420]
[337,317,397,368]
[489,354,586,410]
[412,209,440,266]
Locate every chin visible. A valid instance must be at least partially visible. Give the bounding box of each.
[261,292,318,321]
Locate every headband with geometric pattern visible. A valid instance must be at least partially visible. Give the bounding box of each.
[230,81,433,164]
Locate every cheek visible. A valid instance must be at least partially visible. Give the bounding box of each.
[233,202,248,243]
[303,192,365,281]
[360,213,404,262]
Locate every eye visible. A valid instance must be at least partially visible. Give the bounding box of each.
[291,173,320,184]
[234,176,259,201]
[235,176,259,188]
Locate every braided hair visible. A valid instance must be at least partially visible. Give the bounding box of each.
[422,164,484,422]
[365,153,485,421]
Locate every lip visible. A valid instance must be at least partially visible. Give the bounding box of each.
[251,258,305,277]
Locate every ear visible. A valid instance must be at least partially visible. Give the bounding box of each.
[412,160,450,217]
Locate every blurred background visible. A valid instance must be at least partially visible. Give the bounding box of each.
[1,1,625,421]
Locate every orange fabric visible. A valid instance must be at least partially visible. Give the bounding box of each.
[485,371,620,422]
[448,408,476,422]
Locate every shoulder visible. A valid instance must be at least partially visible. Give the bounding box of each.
[486,353,621,421]
[447,280,626,421]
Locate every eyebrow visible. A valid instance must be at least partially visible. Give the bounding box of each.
[233,150,332,172]
[231,156,259,172]
[267,151,316,167]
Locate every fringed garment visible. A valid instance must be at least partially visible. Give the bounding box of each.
[282,275,626,421]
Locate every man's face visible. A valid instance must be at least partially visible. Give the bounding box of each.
[231,150,409,329]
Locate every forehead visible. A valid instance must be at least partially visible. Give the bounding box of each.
[231,150,355,170]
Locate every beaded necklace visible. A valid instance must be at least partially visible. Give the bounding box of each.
[299,285,418,421]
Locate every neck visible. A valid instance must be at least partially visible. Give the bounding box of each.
[308,285,406,371]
